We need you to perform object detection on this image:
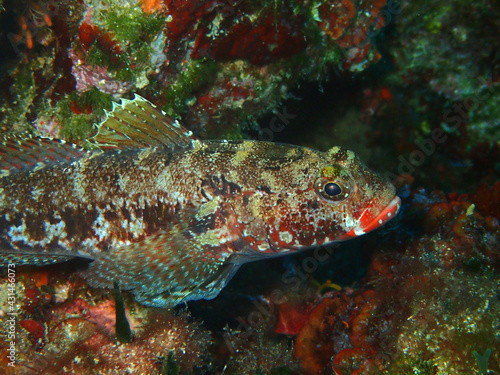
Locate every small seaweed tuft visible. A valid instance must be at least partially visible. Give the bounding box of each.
[114,280,132,344]
[161,351,180,375]
[473,349,492,375]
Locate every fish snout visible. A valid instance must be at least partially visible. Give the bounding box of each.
[339,195,401,240]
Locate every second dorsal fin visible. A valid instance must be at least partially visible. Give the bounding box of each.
[0,133,88,177]
[92,94,199,149]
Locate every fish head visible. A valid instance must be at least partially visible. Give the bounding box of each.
[246,145,401,252]
[312,146,401,242]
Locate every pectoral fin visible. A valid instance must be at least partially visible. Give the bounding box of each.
[84,199,245,308]
[85,230,240,308]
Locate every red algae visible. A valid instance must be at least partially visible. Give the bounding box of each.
[294,295,352,375]
[275,302,313,336]
[191,11,307,65]
[471,182,500,221]
[13,297,212,374]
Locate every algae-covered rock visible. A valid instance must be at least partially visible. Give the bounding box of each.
[0,0,388,141]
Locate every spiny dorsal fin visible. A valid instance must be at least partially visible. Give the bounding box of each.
[92,94,199,149]
[0,133,88,177]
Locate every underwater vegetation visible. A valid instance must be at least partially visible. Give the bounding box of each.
[0,0,387,141]
[0,0,499,374]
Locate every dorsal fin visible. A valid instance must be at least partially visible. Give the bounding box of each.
[0,133,88,177]
[92,94,199,149]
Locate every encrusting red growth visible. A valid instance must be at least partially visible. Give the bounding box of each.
[77,21,125,67]
[470,181,500,221]
[157,0,390,136]
[294,295,352,374]
[19,319,45,341]
[318,0,387,70]
[274,302,313,336]
[163,0,386,70]
[0,0,391,141]
[318,0,357,40]
[191,11,307,65]
[165,1,276,65]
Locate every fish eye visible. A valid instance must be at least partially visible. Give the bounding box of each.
[315,166,353,203]
[324,182,342,197]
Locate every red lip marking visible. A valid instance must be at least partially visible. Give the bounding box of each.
[339,196,401,240]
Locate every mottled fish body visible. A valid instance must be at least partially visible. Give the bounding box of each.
[0,96,400,307]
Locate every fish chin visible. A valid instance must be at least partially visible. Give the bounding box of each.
[338,195,401,240]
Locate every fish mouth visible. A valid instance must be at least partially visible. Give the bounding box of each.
[339,196,401,240]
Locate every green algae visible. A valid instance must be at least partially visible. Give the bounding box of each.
[161,351,180,375]
[385,356,438,375]
[474,349,492,375]
[83,3,164,87]
[81,88,113,112]
[270,366,293,375]
[105,10,164,80]
[1,64,37,131]
[468,86,500,143]
[389,0,500,146]
[58,112,93,141]
[55,88,113,142]
[114,280,133,344]
[162,59,219,116]
[105,10,164,48]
